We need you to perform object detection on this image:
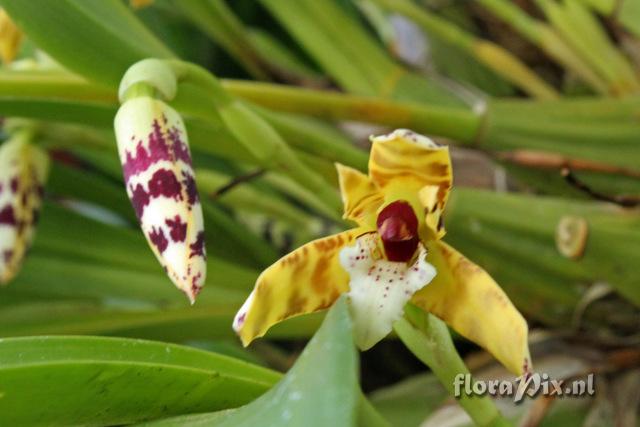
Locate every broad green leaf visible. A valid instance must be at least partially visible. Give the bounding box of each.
[140,297,360,427]
[1,0,174,86]
[0,98,116,127]
[47,162,135,223]
[369,373,448,426]
[0,290,323,341]
[0,336,280,426]
[30,202,261,282]
[0,201,322,340]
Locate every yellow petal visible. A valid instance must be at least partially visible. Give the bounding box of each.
[0,9,22,64]
[412,241,531,376]
[336,163,383,228]
[369,129,452,237]
[418,185,447,239]
[234,228,370,345]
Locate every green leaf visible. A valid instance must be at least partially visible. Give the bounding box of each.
[140,297,360,427]
[0,336,280,426]
[47,162,135,223]
[1,0,174,86]
[369,373,447,426]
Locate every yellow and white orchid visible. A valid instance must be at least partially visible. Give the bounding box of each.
[234,129,531,376]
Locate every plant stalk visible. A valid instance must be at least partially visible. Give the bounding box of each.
[223,80,481,142]
[167,60,343,216]
[477,0,609,95]
[394,306,512,427]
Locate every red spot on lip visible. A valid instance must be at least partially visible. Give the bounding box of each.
[376,200,419,262]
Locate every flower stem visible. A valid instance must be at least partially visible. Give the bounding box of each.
[394,305,512,427]
[222,80,482,142]
[167,60,343,217]
[358,394,391,427]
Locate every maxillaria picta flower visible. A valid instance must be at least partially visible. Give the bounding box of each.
[0,8,22,64]
[234,129,531,376]
[114,95,206,303]
[0,134,49,284]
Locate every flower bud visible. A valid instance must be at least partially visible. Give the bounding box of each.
[114,96,206,302]
[0,136,49,284]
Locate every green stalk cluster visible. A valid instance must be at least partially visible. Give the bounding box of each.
[166,60,344,215]
[477,0,610,95]
[446,189,640,324]
[534,0,640,95]
[171,0,270,80]
[223,80,640,195]
[370,0,559,99]
[259,0,465,106]
[580,0,640,37]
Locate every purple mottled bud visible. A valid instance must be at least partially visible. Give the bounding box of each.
[115,96,206,303]
[0,136,49,284]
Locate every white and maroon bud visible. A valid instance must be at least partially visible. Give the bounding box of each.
[114,96,206,303]
[0,135,49,284]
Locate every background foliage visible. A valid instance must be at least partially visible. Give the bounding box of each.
[0,0,638,425]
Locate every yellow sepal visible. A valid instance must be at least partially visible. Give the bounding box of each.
[412,241,531,376]
[0,9,22,64]
[336,163,383,228]
[234,227,371,346]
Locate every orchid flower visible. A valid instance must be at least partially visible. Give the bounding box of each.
[234,129,531,376]
[0,133,48,284]
[114,95,206,303]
